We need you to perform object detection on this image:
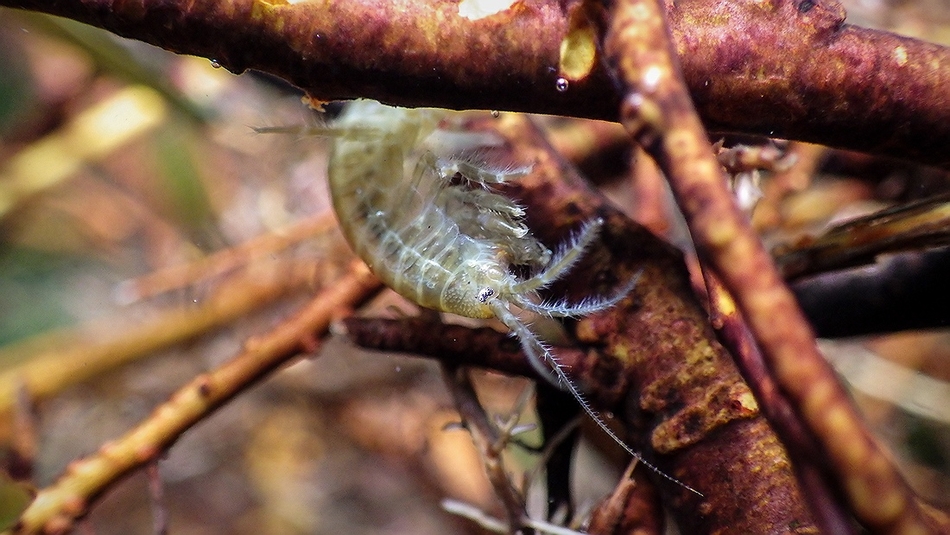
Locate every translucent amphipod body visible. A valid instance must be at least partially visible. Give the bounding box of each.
[328,100,622,382]
[327,101,699,494]
[328,100,551,321]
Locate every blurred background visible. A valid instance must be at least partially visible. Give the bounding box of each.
[0,1,948,532]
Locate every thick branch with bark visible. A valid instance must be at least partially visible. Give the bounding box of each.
[2,0,950,166]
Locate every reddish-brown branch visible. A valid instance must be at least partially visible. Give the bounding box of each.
[343,316,547,379]
[495,113,816,534]
[669,0,950,168]
[600,0,943,532]
[2,0,950,166]
[703,273,856,534]
[345,111,815,534]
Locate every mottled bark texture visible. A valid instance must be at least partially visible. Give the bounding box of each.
[348,113,818,535]
[343,316,546,379]
[600,0,942,532]
[2,0,950,167]
[704,273,856,533]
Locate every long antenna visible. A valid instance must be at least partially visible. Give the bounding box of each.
[491,302,704,498]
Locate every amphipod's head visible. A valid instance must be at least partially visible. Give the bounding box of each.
[440,261,511,320]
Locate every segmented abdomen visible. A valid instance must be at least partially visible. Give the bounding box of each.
[328,101,503,317]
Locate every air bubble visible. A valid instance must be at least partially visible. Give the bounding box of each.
[210,59,222,69]
[490,110,500,118]
[555,77,569,92]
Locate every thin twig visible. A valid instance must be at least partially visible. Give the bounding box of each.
[703,272,855,535]
[9,263,379,534]
[117,212,336,302]
[752,142,824,231]
[775,192,950,280]
[441,364,528,533]
[587,461,663,535]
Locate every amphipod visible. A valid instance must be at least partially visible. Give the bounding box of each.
[328,101,697,494]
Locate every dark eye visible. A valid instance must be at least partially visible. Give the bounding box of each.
[477,287,495,303]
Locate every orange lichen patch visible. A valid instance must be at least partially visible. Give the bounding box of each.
[648,375,759,453]
[249,0,288,23]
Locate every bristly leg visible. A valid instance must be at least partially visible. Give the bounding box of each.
[514,270,643,318]
[512,218,605,294]
[420,150,533,187]
[434,155,551,268]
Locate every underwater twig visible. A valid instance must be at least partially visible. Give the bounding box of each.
[752,142,825,231]
[118,212,336,301]
[441,364,528,533]
[9,264,379,534]
[490,112,817,533]
[703,273,856,534]
[775,192,950,280]
[586,462,663,535]
[792,246,950,337]
[343,315,585,380]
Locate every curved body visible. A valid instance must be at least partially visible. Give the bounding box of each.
[328,100,535,319]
